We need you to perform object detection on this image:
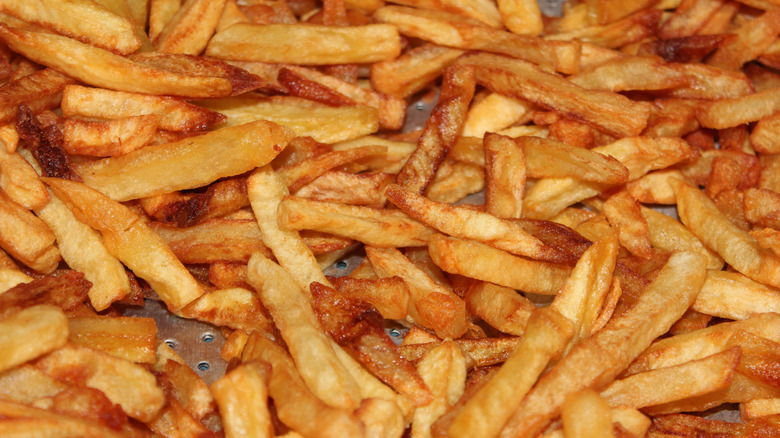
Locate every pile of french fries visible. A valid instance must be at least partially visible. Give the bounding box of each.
[4,0,780,436]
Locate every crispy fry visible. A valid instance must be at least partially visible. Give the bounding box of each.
[484,133,525,219]
[62,115,160,157]
[77,120,293,201]
[210,361,274,438]
[0,68,73,125]
[0,24,233,98]
[154,0,227,54]
[371,44,465,98]
[465,281,535,336]
[68,316,157,364]
[0,188,59,273]
[412,341,467,438]
[0,305,68,374]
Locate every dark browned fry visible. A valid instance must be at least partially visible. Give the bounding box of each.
[16,105,80,181]
[637,34,730,63]
[278,67,356,107]
[0,68,73,124]
[310,282,433,406]
[0,270,91,319]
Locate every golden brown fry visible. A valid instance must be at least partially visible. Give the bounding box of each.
[386,184,571,263]
[295,171,394,208]
[278,145,386,193]
[602,190,651,259]
[465,281,535,336]
[675,179,780,289]
[448,307,573,438]
[151,218,271,264]
[0,147,48,211]
[62,115,160,157]
[0,24,233,98]
[374,6,581,74]
[456,52,649,137]
[329,275,410,320]
[210,361,274,438]
[154,0,227,54]
[370,44,465,98]
[44,178,205,311]
[278,195,435,247]
[429,234,571,295]
[207,22,401,64]
[693,270,780,320]
[397,65,475,194]
[77,120,293,201]
[412,341,467,438]
[0,68,73,125]
[500,250,708,437]
[707,8,780,71]
[0,0,141,54]
[366,245,468,339]
[0,188,59,274]
[241,332,364,438]
[248,166,330,292]
[641,206,723,270]
[68,316,157,364]
[484,133,525,219]
[0,305,68,374]
[247,253,360,410]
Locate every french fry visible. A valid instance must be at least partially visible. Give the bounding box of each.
[741,397,780,420]
[693,270,780,320]
[310,282,433,406]
[151,218,272,264]
[77,120,293,201]
[149,0,183,40]
[561,389,614,438]
[0,305,68,374]
[465,281,536,336]
[370,44,465,98]
[295,171,394,208]
[210,361,274,438]
[425,159,485,204]
[448,307,573,438]
[698,86,780,129]
[499,250,708,437]
[657,0,725,39]
[246,253,360,410]
[154,0,227,54]
[483,133,525,219]
[707,8,780,71]
[674,179,780,288]
[462,93,533,138]
[0,365,67,404]
[0,0,141,54]
[366,245,468,339]
[602,190,652,259]
[278,145,386,193]
[600,347,741,410]
[62,115,160,157]
[0,24,233,98]
[497,0,542,36]
[329,275,410,320]
[429,234,572,295]
[278,195,435,247]
[247,166,330,291]
[397,65,475,194]
[60,85,226,132]
[523,136,693,219]
[200,95,379,144]
[35,343,166,422]
[67,316,157,364]
[374,6,581,74]
[641,205,724,270]
[0,147,48,210]
[456,52,649,137]
[0,68,73,125]
[546,9,661,49]
[0,399,128,438]
[569,55,688,93]
[240,332,364,438]
[177,287,275,333]
[44,177,205,311]
[0,188,59,274]
[412,341,467,438]
[207,22,401,64]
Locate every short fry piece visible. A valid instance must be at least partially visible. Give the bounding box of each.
[561,389,614,438]
[210,361,274,438]
[0,305,68,374]
[412,341,467,438]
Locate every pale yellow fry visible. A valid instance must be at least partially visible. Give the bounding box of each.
[0,0,140,54]
[149,0,181,40]
[551,232,618,348]
[498,0,542,36]
[370,44,465,98]
[0,24,232,98]
[611,406,650,438]
[465,281,536,336]
[246,253,360,411]
[36,343,166,422]
[0,365,67,404]
[429,234,571,295]
[207,23,401,64]
[0,268,32,294]
[412,341,466,438]
[449,307,573,438]
[366,245,468,339]
[603,190,652,259]
[674,178,780,289]
[693,270,780,320]
[388,0,502,28]
[600,347,740,409]
[0,305,68,374]
[155,0,226,54]
[561,389,614,438]
[698,86,780,129]
[357,398,406,438]
[199,95,379,144]
[247,166,330,293]
[499,251,708,437]
[43,178,205,311]
[462,93,532,138]
[741,397,780,420]
[211,362,274,438]
[0,401,127,438]
[77,120,294,201]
